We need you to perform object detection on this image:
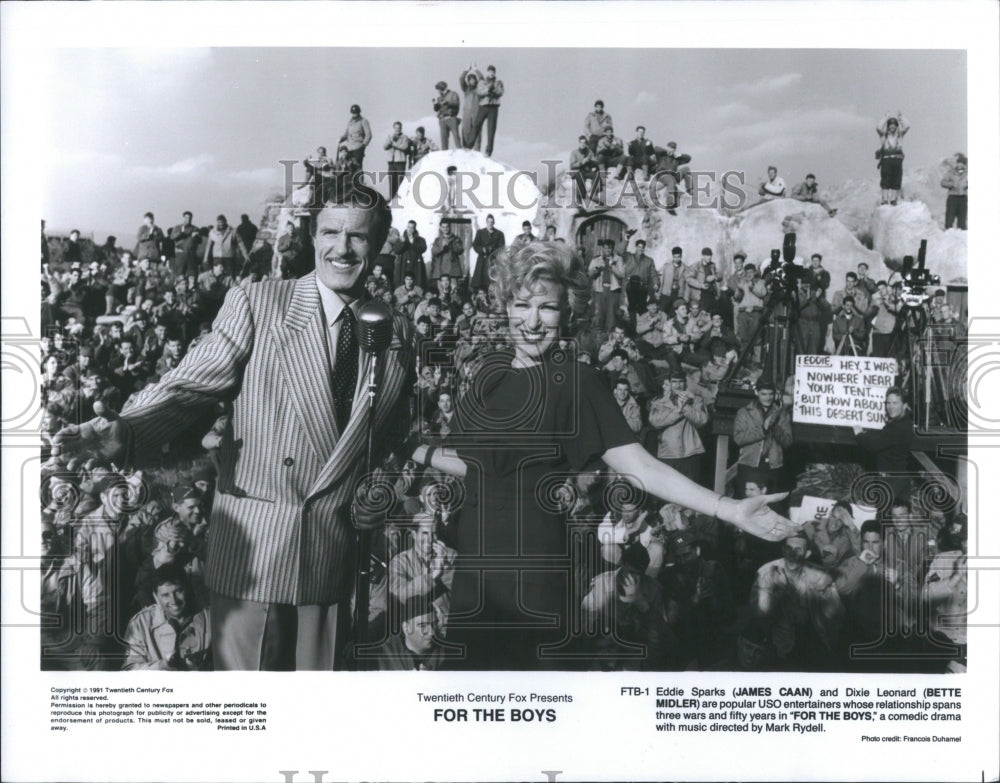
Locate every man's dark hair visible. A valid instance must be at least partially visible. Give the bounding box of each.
[216,214,227,223]
[846,271,858,280]
[416,125,425,134]
[153,563,190,592]
[144,212,154,220]
[671,246,683,255]
[859,519,882,538]
[182,211,193,219]
[811,253,822,261]
[308,181,392,255]
[618,546,650,581]
[607,348,629,363]
[595,99,604,108]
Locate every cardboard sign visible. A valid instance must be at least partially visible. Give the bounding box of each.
[789,495,878,530]
[793,354,898,430]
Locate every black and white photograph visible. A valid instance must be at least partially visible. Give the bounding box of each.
[3,3,999,782]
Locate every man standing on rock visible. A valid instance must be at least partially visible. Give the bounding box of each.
[433,81,462,151]
[339,104,372,170]
[383,121,411,199]
[940,155,968,230]
[172,211,201,279]
[472,65,504,157]
[135,212,164,263]
[408,126,437,167]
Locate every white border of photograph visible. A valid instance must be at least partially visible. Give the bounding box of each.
[2,3,998,782]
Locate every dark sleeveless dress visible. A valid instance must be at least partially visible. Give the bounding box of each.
[445,349,635,669]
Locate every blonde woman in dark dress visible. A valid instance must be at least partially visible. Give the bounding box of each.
[414,242,794,669]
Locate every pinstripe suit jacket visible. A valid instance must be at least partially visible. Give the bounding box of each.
[121,273,413,605]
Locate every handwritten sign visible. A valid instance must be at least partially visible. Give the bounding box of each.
[793,355,898,430]
[789,495,878,530]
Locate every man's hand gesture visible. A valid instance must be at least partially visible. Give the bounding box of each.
[723,493,795,542]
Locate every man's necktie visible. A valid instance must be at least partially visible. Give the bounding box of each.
[333,306,358,432]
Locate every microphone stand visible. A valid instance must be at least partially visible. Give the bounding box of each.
[350,301,393,655]
[353,352,380,649]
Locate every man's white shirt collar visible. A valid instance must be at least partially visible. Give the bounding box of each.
[316,278,362,329]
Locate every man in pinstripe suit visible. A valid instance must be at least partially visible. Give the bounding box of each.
[57,185,414,670]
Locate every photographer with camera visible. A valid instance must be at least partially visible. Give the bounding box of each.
[733,262,768,357]
[832,295,867,356]
[433,81,462,150]
[794,278,831,355]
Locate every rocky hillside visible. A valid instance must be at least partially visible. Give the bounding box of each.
[258,150,967,288]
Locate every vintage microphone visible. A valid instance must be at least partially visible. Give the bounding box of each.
[351,301,393,649]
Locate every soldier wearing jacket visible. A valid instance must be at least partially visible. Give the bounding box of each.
[733,380,793,487]
[733,263,769,350]
[339,104,372,169]
[584,99,614,152]
[430,222,465,282]
[433,81,462,150]
[648,371,708,482]
[471,65,504,157]
[383,122,411,199]
[658,248,688,314]
[626,126,657,179]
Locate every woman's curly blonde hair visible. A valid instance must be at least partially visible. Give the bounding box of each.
[491,240,591,333]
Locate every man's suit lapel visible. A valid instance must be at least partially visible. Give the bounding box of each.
[271,273,340,460]
[307,314,409,501]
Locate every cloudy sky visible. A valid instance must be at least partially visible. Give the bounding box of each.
[37,47,965,241]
